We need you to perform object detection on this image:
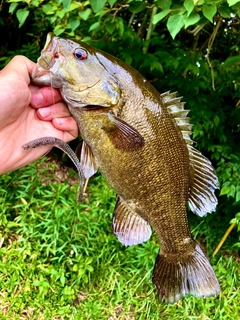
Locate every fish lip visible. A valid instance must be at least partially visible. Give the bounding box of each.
[31,64,49,80]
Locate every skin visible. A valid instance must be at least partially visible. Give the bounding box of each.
[0,55,78,174]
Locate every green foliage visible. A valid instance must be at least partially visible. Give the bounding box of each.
[0,0,240,316]
[0,160,239,318]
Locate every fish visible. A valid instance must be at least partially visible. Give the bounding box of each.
[24,32,220,303]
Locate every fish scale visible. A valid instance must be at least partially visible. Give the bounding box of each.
[25,33,220,304]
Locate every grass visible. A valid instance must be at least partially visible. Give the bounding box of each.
[0,157,239,319]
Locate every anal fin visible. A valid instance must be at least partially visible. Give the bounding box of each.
[113,196,152,246]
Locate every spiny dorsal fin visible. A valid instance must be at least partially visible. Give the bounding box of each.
[161,91,193,146]
[161,91,219,216]
[113,195,152,246]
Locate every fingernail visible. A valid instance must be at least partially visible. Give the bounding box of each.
[31,92,43,107]
[38,107,51,118]
[55,118,64,125]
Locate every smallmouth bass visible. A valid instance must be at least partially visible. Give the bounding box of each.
[24,33,220,303]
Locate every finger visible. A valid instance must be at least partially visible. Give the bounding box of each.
[0,56,35,84]
[52,116,79,139]
[30,86,63,108]
[36,102,71,121]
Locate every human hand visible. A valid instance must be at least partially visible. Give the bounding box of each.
[0,55,78,174]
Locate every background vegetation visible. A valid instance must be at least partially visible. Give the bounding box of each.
[0,0,240,319]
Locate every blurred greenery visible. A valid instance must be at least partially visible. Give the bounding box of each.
[0,0,240,318]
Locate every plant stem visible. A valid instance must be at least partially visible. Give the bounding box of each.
[213,222,237,256]
[143,6,158,54]
[206,18,222,91]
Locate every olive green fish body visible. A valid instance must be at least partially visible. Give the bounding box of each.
[29,33,220,303]
[71,87,191,248]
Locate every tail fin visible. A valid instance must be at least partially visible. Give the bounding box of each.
[152,242,220,303]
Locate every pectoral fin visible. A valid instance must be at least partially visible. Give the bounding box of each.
[80,141,98,179]
[113,195,152,246]
[104,112,144,151]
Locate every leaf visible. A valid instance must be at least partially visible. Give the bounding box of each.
[184,12,200,28]
[78,8,92,21]
[150,60,163,72]
[202,5,217,22]
[16,8,29,28]
[53,25,65,36]
[129,1,146,13]
[60,275,66,286]
[153,9,171,24]
[213,115,220,127]
[9,2,18,14]
[106,21,116,34]
[89,22,100,32]
[57,9,65,19]
[116,17,124,37]
[220,185,230,196]
[236,191,240,202]
[90,0,106,13]
[156,0,172,10]
[42,4,56,15]
[66,3,80,12]
[62,0,71,10]
[218,3,231,18]
[31,0,39,6]
[184,0,194,17]
[167,14,184,39]
[108,0,117,7]
[81,36,92,42]
[227,0,240,6]
[68,18,80,31]
[223,55,240,67]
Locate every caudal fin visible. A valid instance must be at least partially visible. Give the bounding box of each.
[152,242,220,303]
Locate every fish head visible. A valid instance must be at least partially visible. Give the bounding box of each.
[32,33,121,108]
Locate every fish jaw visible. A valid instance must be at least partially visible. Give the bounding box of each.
[31,64,62,88]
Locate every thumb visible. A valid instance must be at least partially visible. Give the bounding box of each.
[0,55,36,84]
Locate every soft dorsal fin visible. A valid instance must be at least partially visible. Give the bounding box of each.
[161,91,219,217]
[187,145,219,216]
[113,195,152,246]
[80,141,98,179]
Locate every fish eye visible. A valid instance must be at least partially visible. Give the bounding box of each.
[73,49,87,60]
[53,52,60,59]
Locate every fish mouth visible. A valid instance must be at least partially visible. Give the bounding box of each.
[31,64,49,80]
[82,105,107,111]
